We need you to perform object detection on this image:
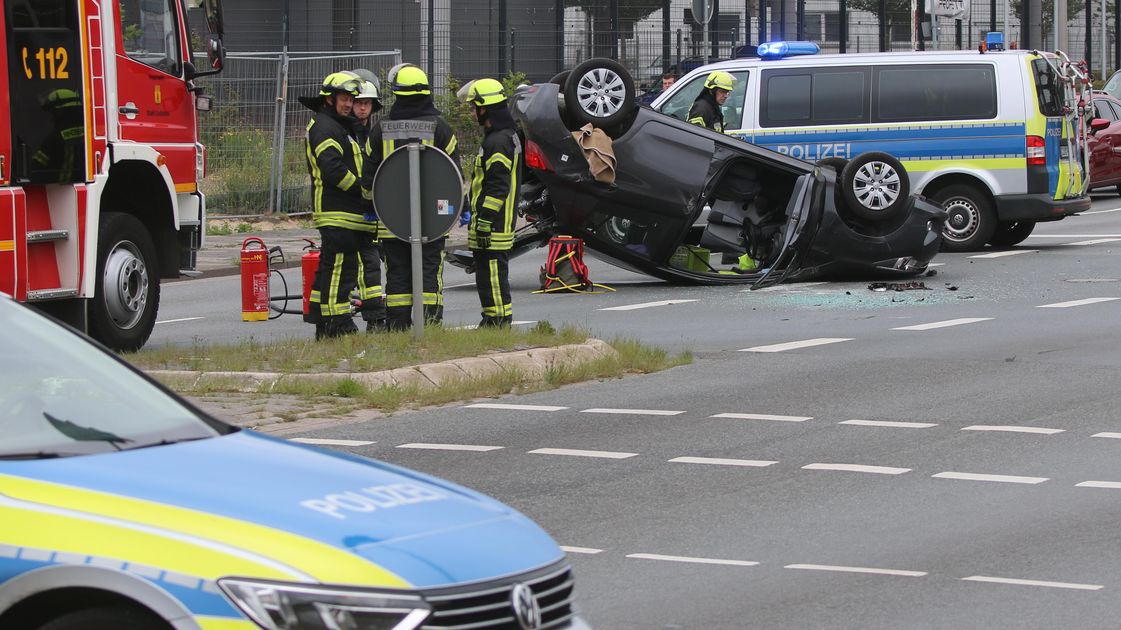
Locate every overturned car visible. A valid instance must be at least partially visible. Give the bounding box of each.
[460,59,947,288]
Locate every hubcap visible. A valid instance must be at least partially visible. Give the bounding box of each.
[575,68,626,119]
[102,240,149,329]
[942,197,979,242]
[851,161,901,211]
[605,216,631,243]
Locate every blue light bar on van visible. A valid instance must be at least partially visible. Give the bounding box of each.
[757,41,821,59]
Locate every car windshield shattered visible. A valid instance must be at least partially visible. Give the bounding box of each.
[0,299,226,459]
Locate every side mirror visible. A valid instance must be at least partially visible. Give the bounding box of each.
[1091,117,1110,133]
[206,35,226,72]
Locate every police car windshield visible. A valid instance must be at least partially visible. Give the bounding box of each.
[0,299,223,459]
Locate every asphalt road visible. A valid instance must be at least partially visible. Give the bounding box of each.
[154,196,1121,629]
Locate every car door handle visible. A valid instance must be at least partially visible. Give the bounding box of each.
[119,105,140,114]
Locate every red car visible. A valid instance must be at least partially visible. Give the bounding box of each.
[1088,93,1121,193]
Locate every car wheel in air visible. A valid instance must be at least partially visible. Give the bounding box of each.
[549,70,570,89]
[816,157,849,174]
[838,152,910,222]
[988,220,1036,247]
[563,58,636,129]
[931,184,996,252]
[89,212,160,352]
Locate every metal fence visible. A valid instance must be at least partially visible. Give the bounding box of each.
[195,50,400,215]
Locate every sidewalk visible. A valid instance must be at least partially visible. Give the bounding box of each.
[192,216,469,278]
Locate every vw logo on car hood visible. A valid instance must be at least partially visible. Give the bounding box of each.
[510,583,541,629]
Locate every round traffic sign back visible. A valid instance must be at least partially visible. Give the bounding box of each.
[372,145,464,241]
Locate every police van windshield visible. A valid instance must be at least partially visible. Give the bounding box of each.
[0,300,226,459]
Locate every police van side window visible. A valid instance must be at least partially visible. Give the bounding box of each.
[657,70,750,128]
[119,0,181,75]
[760,67,869,127]
[1031,58,1064,117]
[875,65,996,122]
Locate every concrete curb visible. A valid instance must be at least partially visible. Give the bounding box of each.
[146,339,618,394]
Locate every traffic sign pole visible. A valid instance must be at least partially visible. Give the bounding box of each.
[408,144,424,339]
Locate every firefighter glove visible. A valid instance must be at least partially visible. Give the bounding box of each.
[474,217,492,249]
[459,208,472,228]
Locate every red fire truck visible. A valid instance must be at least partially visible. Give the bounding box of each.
[0,0,225,351]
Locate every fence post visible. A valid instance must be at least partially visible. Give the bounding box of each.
[510,29,517,73]
[269,52,289,214]
[839,0,847,52]
[662,0,671,72]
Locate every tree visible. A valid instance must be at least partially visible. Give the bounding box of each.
[1009,0,1088,43]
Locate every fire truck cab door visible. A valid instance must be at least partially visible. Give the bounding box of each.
[113,0,195,186]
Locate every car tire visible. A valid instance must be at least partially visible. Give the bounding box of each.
[39,606,167,630]
[931,184,997,252]
[89,212,160,352]
[816,157,849,174]
[563,58,636,129]
[838,152,910,222]
[549,70,570,89]
[988,220,1036,247]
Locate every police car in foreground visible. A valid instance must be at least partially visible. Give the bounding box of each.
[0,295,587,630]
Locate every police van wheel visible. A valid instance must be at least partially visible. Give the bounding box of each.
[933,184,997,252]
[564,58,636,129]
[988,220,1036,247]
[89,212,160,352]
[839,152,909,222]
[39,606,168,630]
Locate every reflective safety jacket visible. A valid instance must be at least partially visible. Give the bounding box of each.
[468,127,521,251]
[687,93,725,133]
[306,107,376,233]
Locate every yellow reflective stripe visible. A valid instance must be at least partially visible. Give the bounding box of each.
[358,286,382,300]
[314,138,343,157]
[688,116,707,127]
[386,294,412,307]
[309,290,322,302]
[489,258,501,314]
[306,138,325,212]
[325,252,347,316]
[902,157,1024,173]
[312,212,378,233]
[482,196,503,211]
[445,135,457,155]
[484,152,512,170]
[0,475,403,586]
[339,171,357,191]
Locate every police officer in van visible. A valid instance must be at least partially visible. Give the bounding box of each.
[688,71,736,132]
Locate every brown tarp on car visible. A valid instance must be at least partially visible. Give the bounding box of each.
[572,123,616,184]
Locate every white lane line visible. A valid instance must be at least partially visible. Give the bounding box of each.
[785,564,927,577]
[463,403,568,412]
[669,456,778,468]
[445,281,476,289]
[1028,232,1121,236]
[961,575,1103,591]
[927,262,946,267]
[932,472,1048,485]
[803,463,911,475]
[961,425,1064,435]
[528,448,638,459]
[453,320,537,330]
[1075,480,1121,489]
[396,443,504,452]
[892,317,993,331]
[1081,207,1121,215]
[560,546,604,555]
[712,412,812,423]
[599,299,698,311]
[155,316,205,325]
[969,250,1038,258]
[739,338,853,353]
[840,419,938,429]
[1037,297,1120,308]
[626,553,759,567]
[581,408,685,416]
[289,438,375,446]
[1066,238,1121,246]
[1091,432,1121,439]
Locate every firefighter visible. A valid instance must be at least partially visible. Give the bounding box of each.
[457,78,520,328]
[350,77,388,332]
[298,70,371,339]
[32,89,84,183]
[687,71,736,132]
[364,63,459,331]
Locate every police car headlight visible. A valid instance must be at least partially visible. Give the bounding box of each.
[219,578,431,630]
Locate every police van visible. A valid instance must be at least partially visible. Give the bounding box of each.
[652,42,1092,251]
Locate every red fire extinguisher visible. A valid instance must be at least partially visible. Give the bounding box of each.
[301,239,320,323]
[240,237,269,322]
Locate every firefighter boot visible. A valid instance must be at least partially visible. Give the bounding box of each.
[318,315,358,340]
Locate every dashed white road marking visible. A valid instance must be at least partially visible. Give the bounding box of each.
[626,553,759,567]
[1028,231,1121,236]
[802,463,911,475]
[962,425,1065,435]
[1066,238,1121,246]
[453,320,537,330]
[155,316,205,325]
[1037,297,1120,308]
[739,338,853,353]
[932,472,1048,485]
[840,419,938,429]
[289,438,375,446]
[1091,432,1121,439]
[785,564,927,577]
[892,317,993,331]
[463,403,568,412]
[560,546,604,555]
[711,412,812,422]
[1075,480,1121,489]
[529,448,638,459]
[961,575,1103,591]
[669,456,778,467]
[599,299,697,311]
[751,281,829,293]
[581,408,685,416]
[396,443,503,452]
[969,250,1038,258]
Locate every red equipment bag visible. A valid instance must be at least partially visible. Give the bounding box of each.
[536,235,612,294]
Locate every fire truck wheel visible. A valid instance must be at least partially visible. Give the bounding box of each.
[90,212,160,352]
